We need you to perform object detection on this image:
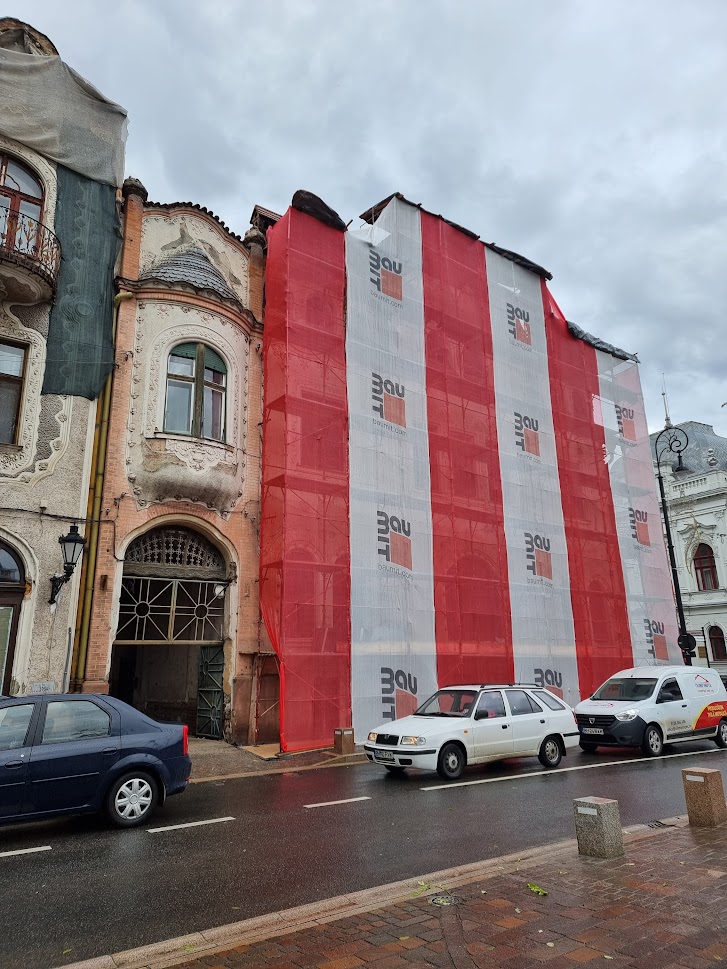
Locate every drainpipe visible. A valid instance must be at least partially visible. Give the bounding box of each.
[70,291,132,689]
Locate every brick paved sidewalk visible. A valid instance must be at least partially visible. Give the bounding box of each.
[73,821,727,969]
[162,822,727,969]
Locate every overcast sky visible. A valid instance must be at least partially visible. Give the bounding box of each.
[26,0,727,435]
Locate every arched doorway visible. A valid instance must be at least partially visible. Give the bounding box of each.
[109,526,229,738]
[0,540,25,695]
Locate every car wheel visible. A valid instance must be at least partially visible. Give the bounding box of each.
[715,720,727,749]
[641,724,663,757]
[384,765,406,775]
[437,742,465,781]
[538,736,562,769]
[106,772,158,828]
[579,741,599,753]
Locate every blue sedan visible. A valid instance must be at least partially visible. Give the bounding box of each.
[0,694,191,828]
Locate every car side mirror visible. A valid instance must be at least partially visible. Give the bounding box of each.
[474,709,489,720]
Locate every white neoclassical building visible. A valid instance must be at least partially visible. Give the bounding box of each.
[651,421,727,675]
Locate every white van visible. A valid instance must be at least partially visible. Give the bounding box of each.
[574,666,727,756]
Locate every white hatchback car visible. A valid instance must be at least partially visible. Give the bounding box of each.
[364,684,580,780]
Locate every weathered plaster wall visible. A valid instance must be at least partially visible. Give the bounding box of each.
[0,138,96,694]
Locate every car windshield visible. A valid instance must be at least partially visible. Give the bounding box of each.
[591,678,657,701]
[415,690,478,717]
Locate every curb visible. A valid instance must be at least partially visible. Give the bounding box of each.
[62,817,688,969]
[190,751,368,784]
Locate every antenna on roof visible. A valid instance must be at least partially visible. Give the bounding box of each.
[662,374,672,428]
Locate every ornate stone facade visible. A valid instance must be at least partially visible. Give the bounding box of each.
[652,422,727,672]
[82,186,267,743]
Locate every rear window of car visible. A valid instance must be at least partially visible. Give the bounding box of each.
[592,678,657,701]
[506,690,542,716]
[533,690,566,711]
[0,704,34,750]
[41,700,110,744]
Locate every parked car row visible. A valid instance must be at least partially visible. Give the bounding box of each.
[2,666,726,831]
[364,666,727,779]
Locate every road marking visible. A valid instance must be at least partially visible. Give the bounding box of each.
[0,845,52,858]
[420,747,725,791]
[304,796,371,809]
[147,816,235,833]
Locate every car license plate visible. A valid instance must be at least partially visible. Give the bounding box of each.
[374,749,395,761]
[581,727,604,735]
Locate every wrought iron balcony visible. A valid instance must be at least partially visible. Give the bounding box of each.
[0,212,61,304]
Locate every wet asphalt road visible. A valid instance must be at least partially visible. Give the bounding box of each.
[1,742,726,969]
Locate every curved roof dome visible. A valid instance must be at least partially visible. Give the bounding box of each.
[139,244,241,305]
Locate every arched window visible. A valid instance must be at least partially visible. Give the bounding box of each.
[0,154,44,257]
[709,626,727,662]
[694,543,719,591]
[164,342,226,442]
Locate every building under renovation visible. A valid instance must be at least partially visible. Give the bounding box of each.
[0,19,683,751]
[260,192,681,751]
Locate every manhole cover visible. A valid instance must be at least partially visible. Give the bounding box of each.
[430,893,462,907]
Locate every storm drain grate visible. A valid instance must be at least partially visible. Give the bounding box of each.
[647,820,668,828]
[430,893,463,907]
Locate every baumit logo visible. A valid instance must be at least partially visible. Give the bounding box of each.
[372,372,405,427]
[507,302,531,345]
[377,511,412,571]
[629,507,650,546]
[381,667,418,721]
[369,246,402,301]
[525,532,552,580]
[615,405,637,442]
[515,412,540,456]
[643,618,669,661]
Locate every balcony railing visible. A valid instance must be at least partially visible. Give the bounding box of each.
[0,212,61,294]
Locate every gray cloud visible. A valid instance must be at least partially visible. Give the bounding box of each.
[26,0,727,432]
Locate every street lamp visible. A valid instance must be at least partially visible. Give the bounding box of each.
[653,422,693,665]
[48,524,86,605]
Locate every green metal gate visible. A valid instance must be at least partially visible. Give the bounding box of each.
[196,644,225,739]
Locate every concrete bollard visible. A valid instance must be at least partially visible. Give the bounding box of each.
[681,767,727,827]
[333,728,355,756]
[573,796,624,858]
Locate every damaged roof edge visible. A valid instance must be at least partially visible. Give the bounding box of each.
[291,189,346,231]
[359,192,553,280]
[566,320,639,363]
[286,190,636,364]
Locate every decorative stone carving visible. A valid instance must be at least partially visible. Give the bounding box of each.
[164,438,236,473]
[677,519,717,576]
[126,303,250,516]
[0,307,45,478]
[139,213,248,304]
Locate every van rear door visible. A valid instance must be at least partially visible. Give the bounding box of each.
[681,670,727,737]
